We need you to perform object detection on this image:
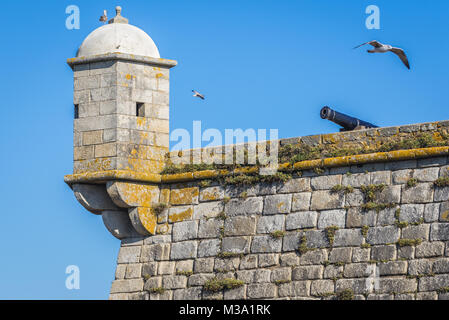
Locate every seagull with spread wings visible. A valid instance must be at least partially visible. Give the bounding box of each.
[99,10,108,23]
[192,90,205,100]
[354,40,410,69]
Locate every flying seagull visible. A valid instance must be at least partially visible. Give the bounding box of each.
[192,90,205,100]
[99,10,108,23]
[353,40,410,69]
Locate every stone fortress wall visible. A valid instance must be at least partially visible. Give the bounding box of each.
[107,121,449,300]
[65,7,449,300]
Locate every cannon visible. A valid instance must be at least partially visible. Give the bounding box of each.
[320,106,378,131]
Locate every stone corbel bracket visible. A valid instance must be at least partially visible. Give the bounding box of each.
[70,179,162,239]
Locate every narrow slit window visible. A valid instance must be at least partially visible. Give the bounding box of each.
[136,102,145,117]
[74,104,79,119]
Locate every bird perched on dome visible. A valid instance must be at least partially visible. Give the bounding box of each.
[192,90,205,100]
[99,10,108,23]
[354,40,410,69]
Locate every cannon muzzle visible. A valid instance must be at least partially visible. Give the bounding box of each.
[320,106,378,131]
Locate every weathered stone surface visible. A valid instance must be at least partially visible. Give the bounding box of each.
[251,236,282,253]
[371,245,396,261]
[419,274,449,291]
[271,267,292,282]
[286,211,317,230]
[343,263,372,278]
[263,194,292,215]
[194,201,224,220]
[377,208,397,226]
[173,287,202,300]
[424,203,440,222]
[435,187,449,202]
[413,168,439,182]
[197,239,220,258]
[366,226,399,245]
[170,241,198,260]
[352,248,370,263]
[162,275,187,289]
[415,241,445,258]
[433,258,449,274]
[278,281,310,297]
[282,232,300,252]
[198,219,223,239]
[158,261,175,275]
[310,191,344,210]
[401,183,433,204]
[401,225,429,240]
[200,186,225,202]
[240,255,258,270]
[378,261,407,275]
[110,279,144,293]
[225,197,263,216]
[223,286,246,300]
[317,209,346,229]
[408,259,432,276]
[140,244,170,262]
[329,248,352,263]
[311,175,342,190]
[430,223,449,241]
[333,229,363,247]
[222,236,251,254]
[299,249,327,266]
[224,216,256,236]
[118,246,141,264]
[342,173,370,187]
[172,220,198,242]
[247,283,276,299]
[194,258,214,273]
[346,208,376,227]
[257,215,285,234]
[277,178,311,193]
[291,192,312,211]
[258,254,279,267]
[292,266,323,280]
[305,230,329,248]
[377,278,417,294]
[310,280,334,296]
[336,278,369,295]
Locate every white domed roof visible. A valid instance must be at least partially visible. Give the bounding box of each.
[77,7,160,58]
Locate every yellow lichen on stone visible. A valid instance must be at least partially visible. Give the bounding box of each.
[169,207,193,223]
[201,187,221,201]
[112,182,160,208]
[170,187,199,205]
[136,207,157,234]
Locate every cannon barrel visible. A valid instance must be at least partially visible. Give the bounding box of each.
[320,106,378,131]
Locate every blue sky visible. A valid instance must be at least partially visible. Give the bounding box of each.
[0,0,448,299]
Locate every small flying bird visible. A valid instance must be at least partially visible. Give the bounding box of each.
[353,40,410,69]
[99,10,108,23]
[192,90,205,100]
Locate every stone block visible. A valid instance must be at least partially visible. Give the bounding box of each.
[430,223,449,241]
[415,241,445,258]
[401,183,434,204]
[225,197,263,216]
[371,245,396,261]
[310,190,344,210]
[278,281,310,297]
[311,175,342,190]
[194,258,214,273]
[292,266,323,280]
[170,241,198,260]
[222,236,251,254]
[291,192,312,211]
[333,229,364,247]
[197,239,220,258]
[198,219,223,239]
[378,261,407,275]
[366,226,399,245]
[277,177,311,193]
[251,236,282,253]
[257,215,285,234]
[224,216,256,236]
[118,246,141,264]
[172,220,198,242]
[286,211,317,230]
[328,248,352,263]
[317,209,346,229]
[310,280,334,296]
[346,208,376,227]
[247,283,276,299]
[377,278,417,294]
[263,194,292,214]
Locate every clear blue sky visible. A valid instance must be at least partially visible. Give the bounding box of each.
[0,0,448,299]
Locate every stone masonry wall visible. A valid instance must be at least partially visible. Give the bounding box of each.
[109,156,449,300]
